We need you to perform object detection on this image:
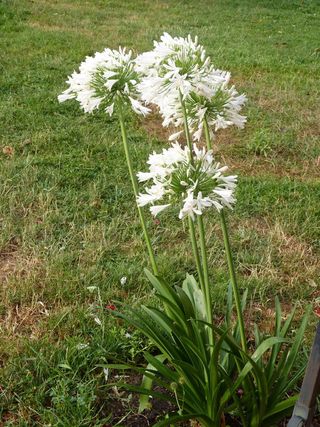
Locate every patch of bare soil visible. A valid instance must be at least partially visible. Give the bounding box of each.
[0,239,47,340]
[101,372,189,426]
[102,372,320,426]
[140,110,175,143]
[234,218,320,289]
[0,238,19,283]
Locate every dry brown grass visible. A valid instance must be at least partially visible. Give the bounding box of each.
[235,218,320,288]
[0,239,49,343]
[140,109,175,142]
[1,303,49,340]
[141,108,320,181]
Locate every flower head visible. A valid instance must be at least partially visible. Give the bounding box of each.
[161,73,247,141]
[120,276,127,286]
[136,33,246,141]
[58,47,149,116]
[137,142,237,220]
[136,33,224,105]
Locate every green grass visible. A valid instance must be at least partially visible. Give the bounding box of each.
[0,0,319,424]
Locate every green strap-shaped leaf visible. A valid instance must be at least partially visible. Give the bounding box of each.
[139,354,167,413]
[262,395,298,426]
[272,306,310,399]
[266,302,296,383]
[144,269,182,310]
[221,337,286,405]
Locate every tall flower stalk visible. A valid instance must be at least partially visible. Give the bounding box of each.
[179,93,214,339]
[58,47,159,275]
[177,91,208,304]
[118,108,158,275]
[188,217,205,292]
[203,118,247,351]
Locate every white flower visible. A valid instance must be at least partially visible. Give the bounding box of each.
[120,276,127,286]
[94,317,102,326]
[136,33,219,104]
[76,343,89,350]
[164,75,247,141]
[135,33,246,141]
[103,367,109,382]
[168,130,183,141]
[128,96,149,116]
[137,182,165,206]
[87,286,98,293]
[105,103,114,116]
[150,204,171,216]
[179,191,213,220]
[137,142,237,220]
[58,47,149,116]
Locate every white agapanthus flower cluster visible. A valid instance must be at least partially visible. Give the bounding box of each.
[135,32,246,141]
[58,47,149,116]
[164,75,247,141]
[137,142,237,220]
[136,33,225,105]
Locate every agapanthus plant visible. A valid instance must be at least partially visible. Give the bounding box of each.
[59,34,310,427]
[137,142,237,220]
[109,33,308,427]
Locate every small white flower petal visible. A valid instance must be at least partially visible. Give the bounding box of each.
[129,96,150,116]
[105,103,114,116]
[168,130,183,141]
[103,367,109,382]
[150,204,170,216]
[77,343,89,350]
[94,317,102,326]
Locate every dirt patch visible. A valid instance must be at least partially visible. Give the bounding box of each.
[0,239,19,283]
[103,372,188,427]
[102,372,319,426]
[1,302,49,340]
[245,301,302,336]
[0,412,19,427]
[28,21,93,37]
[0,251,42,286]
[140,109,176,143]
[0,240,47,339]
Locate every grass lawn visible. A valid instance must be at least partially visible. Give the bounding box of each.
[1,0,319,424]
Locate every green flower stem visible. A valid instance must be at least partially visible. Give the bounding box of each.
[203,118,247,352]
[118,108,159,276]
[179,91,193,155]
[203,117,212,152]
[179,93,205,292]
[197,215,213,329]
[180,95,214,350]
[220,211,247,351]
[188,216,205,292]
